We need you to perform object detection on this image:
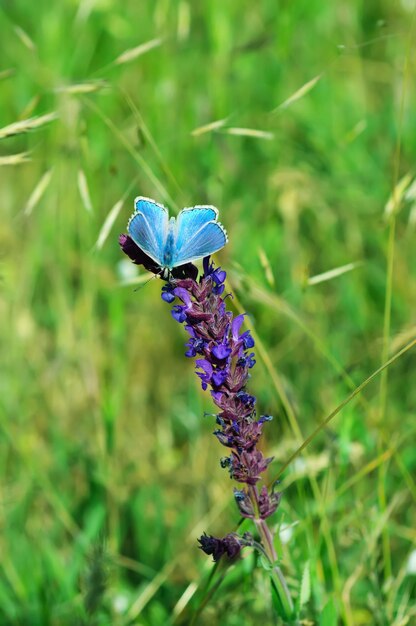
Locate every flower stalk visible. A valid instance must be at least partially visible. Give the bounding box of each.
[120,234,297,622]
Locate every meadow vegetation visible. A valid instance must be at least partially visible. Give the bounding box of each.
[1,1,416,624]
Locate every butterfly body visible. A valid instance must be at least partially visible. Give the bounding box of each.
[162,217,176,268]
[128,197,228,271]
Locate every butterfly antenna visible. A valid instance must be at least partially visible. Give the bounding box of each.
[133,272,161,292]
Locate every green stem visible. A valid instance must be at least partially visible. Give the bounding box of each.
[248,485,297,623]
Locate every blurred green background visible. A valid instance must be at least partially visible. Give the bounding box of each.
[1,1,416,624]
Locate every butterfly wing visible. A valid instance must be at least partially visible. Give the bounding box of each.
[128,196,169,266]
[173,206,228,267]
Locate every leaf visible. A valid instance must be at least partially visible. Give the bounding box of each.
[320,597,338,626]
[270,576,288,620]
[268,566,297,623]
[259,554,274,571]
[299,561,311,608]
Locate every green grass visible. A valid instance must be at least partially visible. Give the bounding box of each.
[1,1,416,624]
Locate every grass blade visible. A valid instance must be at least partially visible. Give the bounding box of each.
[24,169,53,215]
[0,152,31,166]
[0,112,58,139]
[299,561,311,608]
[14,25,36,51]
[55,80,107,94]
[78,169,93,213]
[191,118,228,136]
[307,261,362,286]
[384,172,412,217]
[95,200,124,249]
[272,73,322,112]
[115,38,163,65]
[222,127,274,140]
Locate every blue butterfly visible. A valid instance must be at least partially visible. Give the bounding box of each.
[128,196,228,271]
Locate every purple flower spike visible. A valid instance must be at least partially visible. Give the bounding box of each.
[198,532,242,562]
[119,220,293,614]
[161,257,280,517]
[121,247,284,561]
